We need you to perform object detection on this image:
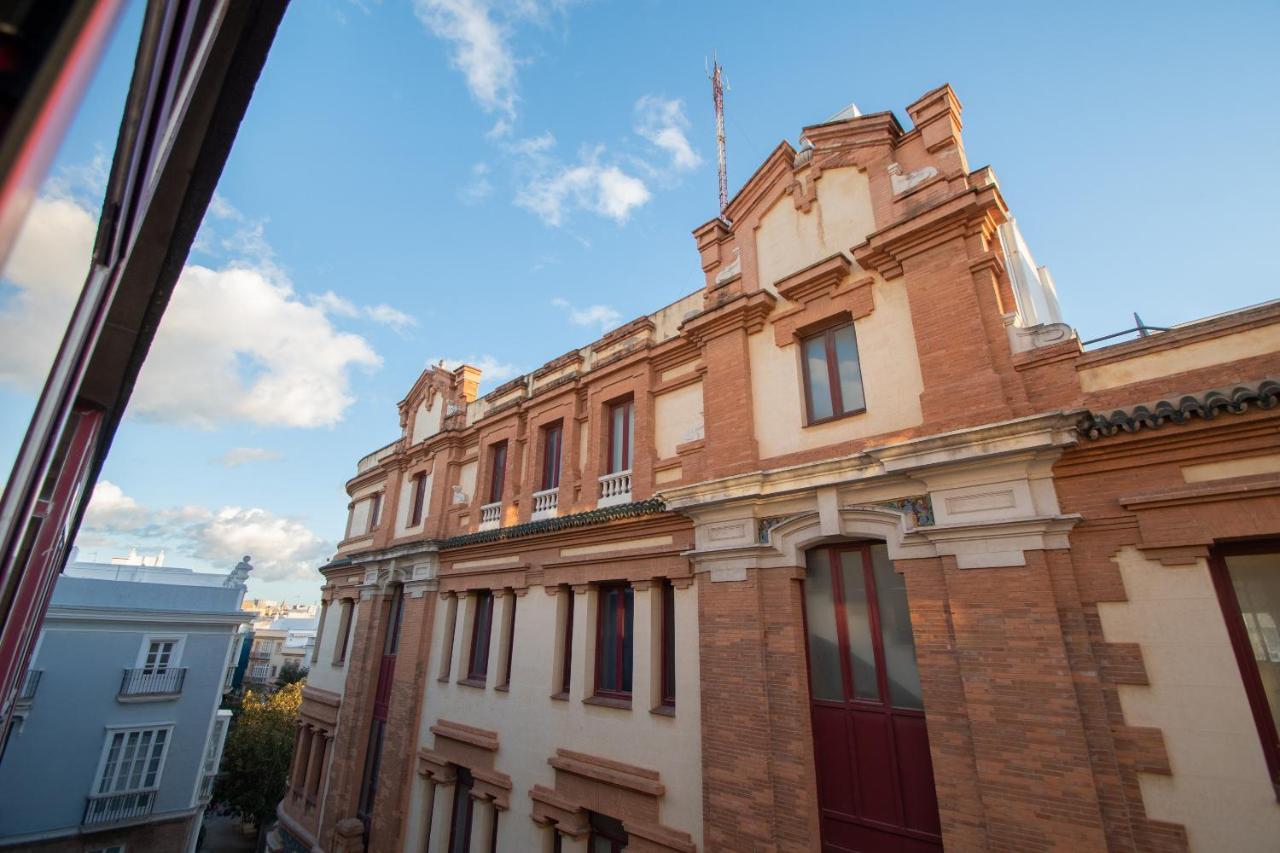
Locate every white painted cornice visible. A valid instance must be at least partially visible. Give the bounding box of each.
[661,412,1081,512]
[44,605,250,627]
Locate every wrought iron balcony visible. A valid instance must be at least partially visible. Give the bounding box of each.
[531,488,559,521]
[479,501,502,531]
[118,667,186,700]
[598,469,632,508]
[83,790,155,826]
[16,669,41,704]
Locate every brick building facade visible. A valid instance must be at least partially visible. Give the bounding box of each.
[270,85,1280,852]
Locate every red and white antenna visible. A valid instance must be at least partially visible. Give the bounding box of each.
[708,53,728,218]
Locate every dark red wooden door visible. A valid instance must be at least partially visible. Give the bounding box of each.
[803,543,942,853]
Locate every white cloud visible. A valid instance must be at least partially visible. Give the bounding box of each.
[42,147,110,209]
[312,290,359,317]
[429,354,522,385]
[83,480,149,531]
[551,297,622,331]
[635,96,700,171]
[312,291,417,333]
[508,131,555,158]
[79,481,330,582]
[131,264,381,428]
[195,507,329,582]
[214,447,282,468]
[458,161,494,205]
[414,0,518,118]
[0,192,383,428]
[363,303,417,333]
[206,191,241,221]
[515,146,650,226]
[0,197,99,387]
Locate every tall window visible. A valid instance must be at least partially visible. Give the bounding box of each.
[1210,544,1280,789]
[409,472,428,526]
[487,442,508,504]
[589,812,629,852]
[467,590,494,682]
[87,726,170,822]
[660,580,676,709]
[800,322,865,424]
[541,421,563,491]
[368,492,382,530]
[595,584,634,698]
[333,599,354,665]
[383,584,405,657]
[356,720,385,833]
[143,640,175,674]
[607,399,633,473]
[448,767,475,853]
[500,595,517,689]
[439,594,459,681]
[559,589,575,697]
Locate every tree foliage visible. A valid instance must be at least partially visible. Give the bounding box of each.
[277,660,309,686]
[214,681,302,827]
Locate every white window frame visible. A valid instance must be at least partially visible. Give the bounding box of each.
[133,634,186,673]
[90,724,174,798]
[192,709,232,806]
[251,663,270,680]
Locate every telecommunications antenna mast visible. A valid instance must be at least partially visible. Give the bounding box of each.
[708,54,728,218]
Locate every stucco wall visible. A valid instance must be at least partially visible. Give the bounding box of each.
[396,472,432,537]
[1097,547,1280,850]
[654,381,703,459]
[413,582,703,848]
[1078,324,1280,392]
[412,396,444,445]
[754,166,877,294]
[307,600,357,695]
[749,278,924,459]
[458,461,477,504]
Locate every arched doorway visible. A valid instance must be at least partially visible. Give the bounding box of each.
[802,541,942,852]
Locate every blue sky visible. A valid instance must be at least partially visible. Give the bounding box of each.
[1,0,1277,603]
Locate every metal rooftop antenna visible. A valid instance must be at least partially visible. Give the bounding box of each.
[708,53,728,218]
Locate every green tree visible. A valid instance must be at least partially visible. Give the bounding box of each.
[276,660,309,687]
[213,681,303,830]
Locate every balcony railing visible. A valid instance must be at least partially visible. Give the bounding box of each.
[598,469,632,508]
[198,772,216,802]
[250,649,272,660]
[531,488,559,521]
[479,501,502,531]
[83,790,155,826]
[118,667,186,699]
[16,669,41,703]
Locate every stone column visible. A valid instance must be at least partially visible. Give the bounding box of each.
[427,779,456,853]
[403,774,432,853]
[291,725,312,798]
[305,727,327,806]
[467,794,496,853]
[631,580,654,708]
[571,584,591,701]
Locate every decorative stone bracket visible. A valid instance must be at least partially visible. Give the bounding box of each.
[771,252,875,347]
[530,750,696,852]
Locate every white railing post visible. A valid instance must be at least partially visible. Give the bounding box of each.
[531,488,559,520]
[597,470,632,508]
[479,502,502,531]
